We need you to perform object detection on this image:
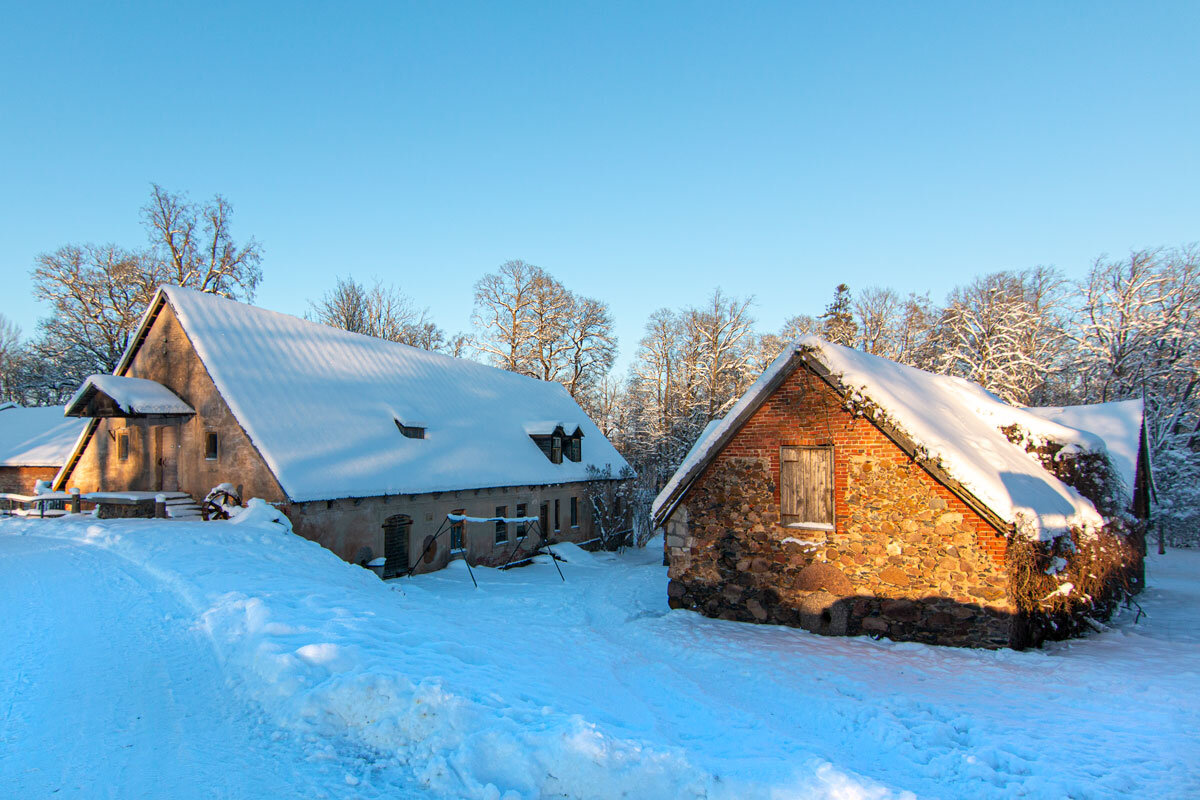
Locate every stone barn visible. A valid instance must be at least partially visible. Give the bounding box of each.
[653,337,1148,649]
[55,285,630,575]
[0,403,87,495]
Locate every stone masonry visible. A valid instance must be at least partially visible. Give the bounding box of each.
[664,366,1016,648]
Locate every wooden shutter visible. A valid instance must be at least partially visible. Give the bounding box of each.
[780,447,833,526]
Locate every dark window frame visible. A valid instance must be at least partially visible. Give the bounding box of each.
[494,505,508,544]
[395,419,426,439]
[570,496,578,528]
[117,429,130,462]
[450,508,466,552]
[205,431,219,461]
[515,503,527,538]
[554,498,561,531]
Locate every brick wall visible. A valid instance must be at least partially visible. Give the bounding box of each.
[664,366,1015,648]
[0,466,59,495]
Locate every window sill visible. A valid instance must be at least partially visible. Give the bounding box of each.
[784,522,834,531]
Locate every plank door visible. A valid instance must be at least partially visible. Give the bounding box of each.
[153,425,180,492]
[382,515,411,578]
[780,446,834,527]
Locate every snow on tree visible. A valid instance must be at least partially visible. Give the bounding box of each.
[1073,246,1200,544]
[819,283,858,346]
[935,267,1070,406]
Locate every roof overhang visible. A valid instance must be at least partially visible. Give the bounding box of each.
[64,375,195,418]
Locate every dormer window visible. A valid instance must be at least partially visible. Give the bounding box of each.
[527,423,584,465]
[394,419,426,439]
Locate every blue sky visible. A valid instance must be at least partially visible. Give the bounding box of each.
[2,2,1197,372]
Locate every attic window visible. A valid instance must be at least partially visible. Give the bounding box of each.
[395,419,425,439]
[529,426,583,464]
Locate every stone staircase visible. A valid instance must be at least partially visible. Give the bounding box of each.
[164,496,204,521]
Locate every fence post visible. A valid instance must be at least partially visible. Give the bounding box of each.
[155,494,167,519]
[70,488,81,515]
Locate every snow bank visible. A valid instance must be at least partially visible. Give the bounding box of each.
[5,513,893,799]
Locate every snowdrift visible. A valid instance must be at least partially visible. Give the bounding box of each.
[4,512,895,800]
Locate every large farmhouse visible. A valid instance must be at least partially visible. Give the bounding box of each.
[54,286,630,575]
[0,403,87,495]
[653,337,1148,649]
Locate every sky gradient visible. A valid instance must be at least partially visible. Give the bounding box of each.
[2,2,1197,372]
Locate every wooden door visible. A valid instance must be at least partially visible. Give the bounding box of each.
[153,425,180,492]
[780,446,833,526]
[382,515,411,578]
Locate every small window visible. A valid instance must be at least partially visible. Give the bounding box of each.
[495,505,508,544]
[570,497,578,528]
[205,432,219,461]
[780,446,834,529]
[566,436,581,462]
[554,498,561,531]
[450,509,465,552]
[515,503,527,538]
[395,420,425,439]
[551,436,562,464]
[117,430,129,462]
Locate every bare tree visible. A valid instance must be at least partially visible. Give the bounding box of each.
[525,270,573,382]
[473,259,539,372]
[564,296,617,401]
[142,184,262,299]
[472,260,617,404]
[31,243,159,382]
[0,314,21,402]
[854,286,903,357]
[309,276,447,350]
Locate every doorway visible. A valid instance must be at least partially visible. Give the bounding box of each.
[153,425,180,492]
[381,515,412,578]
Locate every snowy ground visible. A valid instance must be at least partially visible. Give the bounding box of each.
[1,513,1197,799]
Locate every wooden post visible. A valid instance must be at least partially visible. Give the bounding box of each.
[70,488,81,515]
[155,494,167,519]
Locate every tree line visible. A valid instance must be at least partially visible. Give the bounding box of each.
[3,186,1197,544]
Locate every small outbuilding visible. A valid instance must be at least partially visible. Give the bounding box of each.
[55,286,630,575]
[653,337,1146,649]
[0,403,87,495]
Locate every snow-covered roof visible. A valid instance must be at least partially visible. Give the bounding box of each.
[522,421,584,436]
[1025,400,1145,500]
[653,337,1106,541]
[141,286,628,502]
[0,406,88,467]
[66,375,195,416]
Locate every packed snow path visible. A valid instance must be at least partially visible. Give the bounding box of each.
[0,532,411,800]
[1,514,1197,799]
